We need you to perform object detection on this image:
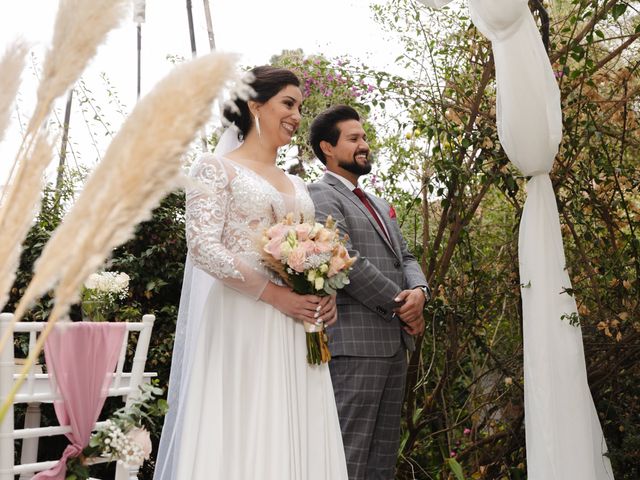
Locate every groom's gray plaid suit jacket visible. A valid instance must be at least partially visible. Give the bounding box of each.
[309,173,427,357]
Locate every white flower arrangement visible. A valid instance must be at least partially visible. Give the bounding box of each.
[66,383,167,479]
[81,271,130,321]
[96,420,150,467]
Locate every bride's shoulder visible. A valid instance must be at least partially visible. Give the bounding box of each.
[189,153,235,184]
[192,153,235,172]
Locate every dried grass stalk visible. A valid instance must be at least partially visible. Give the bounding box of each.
[0,132,52,312]
[0,52,238,419]
[0,40,28,144]
[29,0,130,134]
[0,0,128,310]
[0,0,128,210]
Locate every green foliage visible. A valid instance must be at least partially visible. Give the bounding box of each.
[447,457,466,480]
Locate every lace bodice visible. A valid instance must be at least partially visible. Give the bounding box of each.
[186,154,315,299]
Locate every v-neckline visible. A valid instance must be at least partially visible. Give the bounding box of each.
[221,156,297,198]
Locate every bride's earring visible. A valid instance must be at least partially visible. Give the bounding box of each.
[254,114,261,138]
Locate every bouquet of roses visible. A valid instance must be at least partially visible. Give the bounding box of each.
[262,213,356,364]
[81,271,130,322]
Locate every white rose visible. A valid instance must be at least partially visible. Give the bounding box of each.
[125,427,152,462]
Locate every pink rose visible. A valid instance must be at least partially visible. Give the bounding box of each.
[266,223,290,242]
[264,237,284,260]
[295,223,312,241]
[126,427,152,461]
[287,246,307,273]
[314,240,333,254]
[300,240,316,255]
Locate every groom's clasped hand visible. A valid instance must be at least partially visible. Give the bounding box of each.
[393,288,427,336]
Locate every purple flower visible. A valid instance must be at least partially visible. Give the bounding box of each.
[463,428,471,436]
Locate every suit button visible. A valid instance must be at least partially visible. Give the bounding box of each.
[394,261,401,268]
[375,306,387,315]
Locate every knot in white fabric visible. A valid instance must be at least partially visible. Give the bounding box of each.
[525,170,549,178]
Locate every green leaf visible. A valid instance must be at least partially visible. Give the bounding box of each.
[611,4,627,20]
[447,458,466,480]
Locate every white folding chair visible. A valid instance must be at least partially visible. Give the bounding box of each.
[0,313,156,480]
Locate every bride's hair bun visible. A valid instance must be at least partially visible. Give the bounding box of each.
[223,66,300,140]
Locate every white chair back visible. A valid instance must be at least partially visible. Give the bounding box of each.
[0,313,156,480]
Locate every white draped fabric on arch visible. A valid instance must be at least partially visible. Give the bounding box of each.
[419,0,614,478]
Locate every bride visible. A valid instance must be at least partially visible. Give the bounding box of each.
[153,66,348,479]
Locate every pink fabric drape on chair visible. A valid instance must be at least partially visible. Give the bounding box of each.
[33,322,126,480]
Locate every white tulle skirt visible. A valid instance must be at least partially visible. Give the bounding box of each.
[171,281,347,479]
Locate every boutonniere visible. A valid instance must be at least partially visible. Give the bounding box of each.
[389,205,397,219]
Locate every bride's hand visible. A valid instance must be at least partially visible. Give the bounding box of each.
[315,294,337,327]
[260,282,324,323]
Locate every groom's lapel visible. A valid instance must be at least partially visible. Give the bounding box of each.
[321,174,398,257]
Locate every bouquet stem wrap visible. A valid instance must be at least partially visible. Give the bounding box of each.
[303,318,331,365]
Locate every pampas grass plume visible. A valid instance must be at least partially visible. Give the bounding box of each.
[0,0,129,311]
[29,0,130,134]
[0,0,128,210]
[0,133,52,311]
[0,52,237,419]
[24,52,237,312]
[0,40,28,144]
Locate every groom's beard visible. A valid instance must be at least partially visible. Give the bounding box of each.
[338,150,372,176]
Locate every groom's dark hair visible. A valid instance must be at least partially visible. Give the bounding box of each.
[309,105,360,164]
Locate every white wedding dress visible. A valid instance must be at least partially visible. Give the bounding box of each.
[154,154,348,479]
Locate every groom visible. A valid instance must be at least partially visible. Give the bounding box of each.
[308,105,429,480]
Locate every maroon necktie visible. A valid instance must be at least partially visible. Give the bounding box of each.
[353,187,390,242]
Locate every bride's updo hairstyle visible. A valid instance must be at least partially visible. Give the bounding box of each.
[223,65,300,140]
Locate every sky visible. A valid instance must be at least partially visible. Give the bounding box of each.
[0,0,409,186]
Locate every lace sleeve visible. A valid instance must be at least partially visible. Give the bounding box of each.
[185,155,269,300]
